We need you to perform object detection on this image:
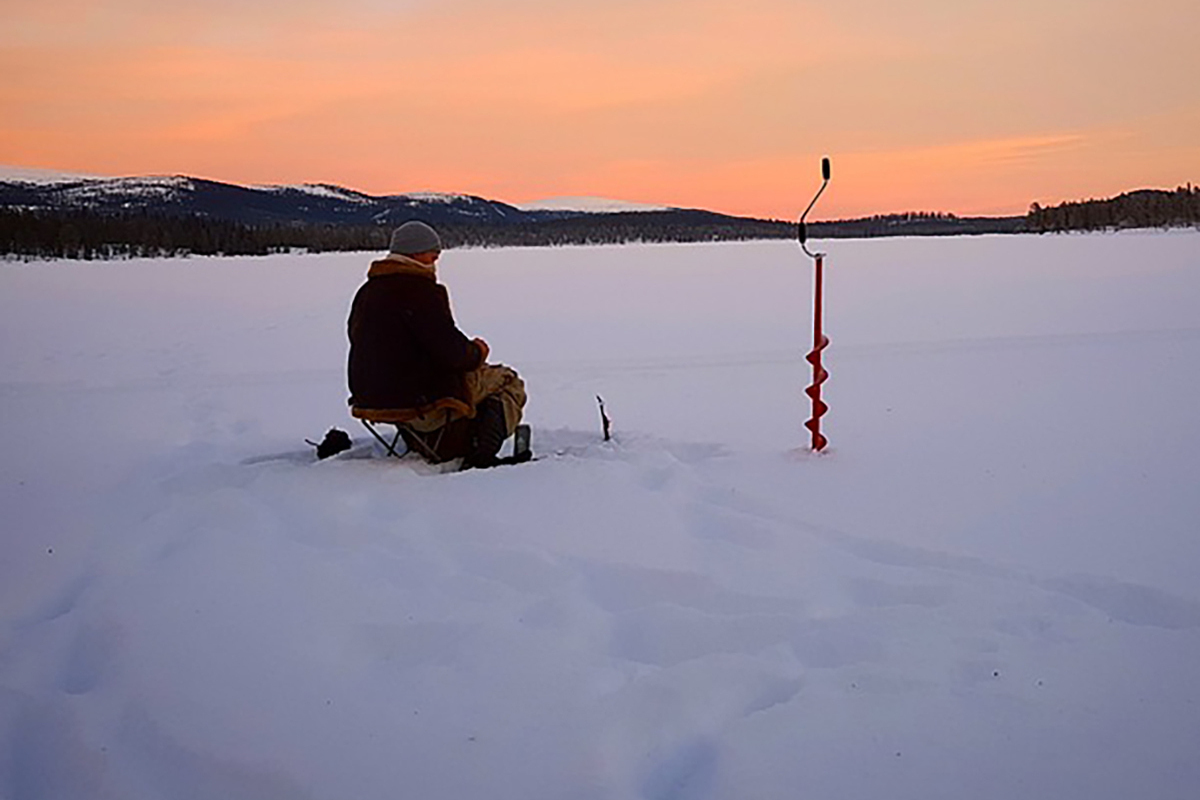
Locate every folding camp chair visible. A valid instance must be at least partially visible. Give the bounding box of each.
[350,405,469,463]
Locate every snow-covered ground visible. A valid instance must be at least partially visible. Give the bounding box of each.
[2,232,1198,800]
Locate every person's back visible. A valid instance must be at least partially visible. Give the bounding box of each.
[347,221,528,468]
[347,257,482,412]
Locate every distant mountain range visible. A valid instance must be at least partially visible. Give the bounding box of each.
[0,168,813,256]
[0,169,1036,257]
[0,167,1027,235]
[0,171,600,228]
[0,166,690,226]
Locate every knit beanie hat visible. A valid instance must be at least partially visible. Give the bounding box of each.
[389,221,442,255]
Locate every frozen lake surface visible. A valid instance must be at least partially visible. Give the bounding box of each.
[2,232,1199,800]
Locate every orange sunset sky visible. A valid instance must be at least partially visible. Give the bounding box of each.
[2,0,1197,219]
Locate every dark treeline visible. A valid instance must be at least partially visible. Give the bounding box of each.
[807,211,1025,239]
[1027,185,1199,232]
[0,209,391,259]
[0,207,1012,260]
[0,208,794,259]
[440,211,793,248]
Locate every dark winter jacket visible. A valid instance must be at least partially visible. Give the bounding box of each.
[347,258,485,411]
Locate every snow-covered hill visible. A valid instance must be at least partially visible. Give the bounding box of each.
[0,165,103,184]
[0,168,531,227]
[2,233,1199,800]
[0,166,666,228]
[516,195,673,213]
[251,182,376,205]
[0,167,672,215]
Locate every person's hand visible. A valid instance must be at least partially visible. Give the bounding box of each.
[473,337,490,362]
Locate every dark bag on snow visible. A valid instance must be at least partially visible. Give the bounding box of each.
[308,428,352,460]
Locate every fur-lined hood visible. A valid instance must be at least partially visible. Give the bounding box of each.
[367,254,438,280]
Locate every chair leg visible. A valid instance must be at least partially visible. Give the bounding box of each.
[360,420,405,458]
[361,410,456,463]
[400,428,442,461]
[400,409,452,463]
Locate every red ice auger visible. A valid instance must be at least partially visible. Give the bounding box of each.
[798,157,832,452]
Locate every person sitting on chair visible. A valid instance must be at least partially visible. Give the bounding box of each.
[347,220,528,468]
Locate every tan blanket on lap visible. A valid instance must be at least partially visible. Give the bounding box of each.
[405,364,527,434]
